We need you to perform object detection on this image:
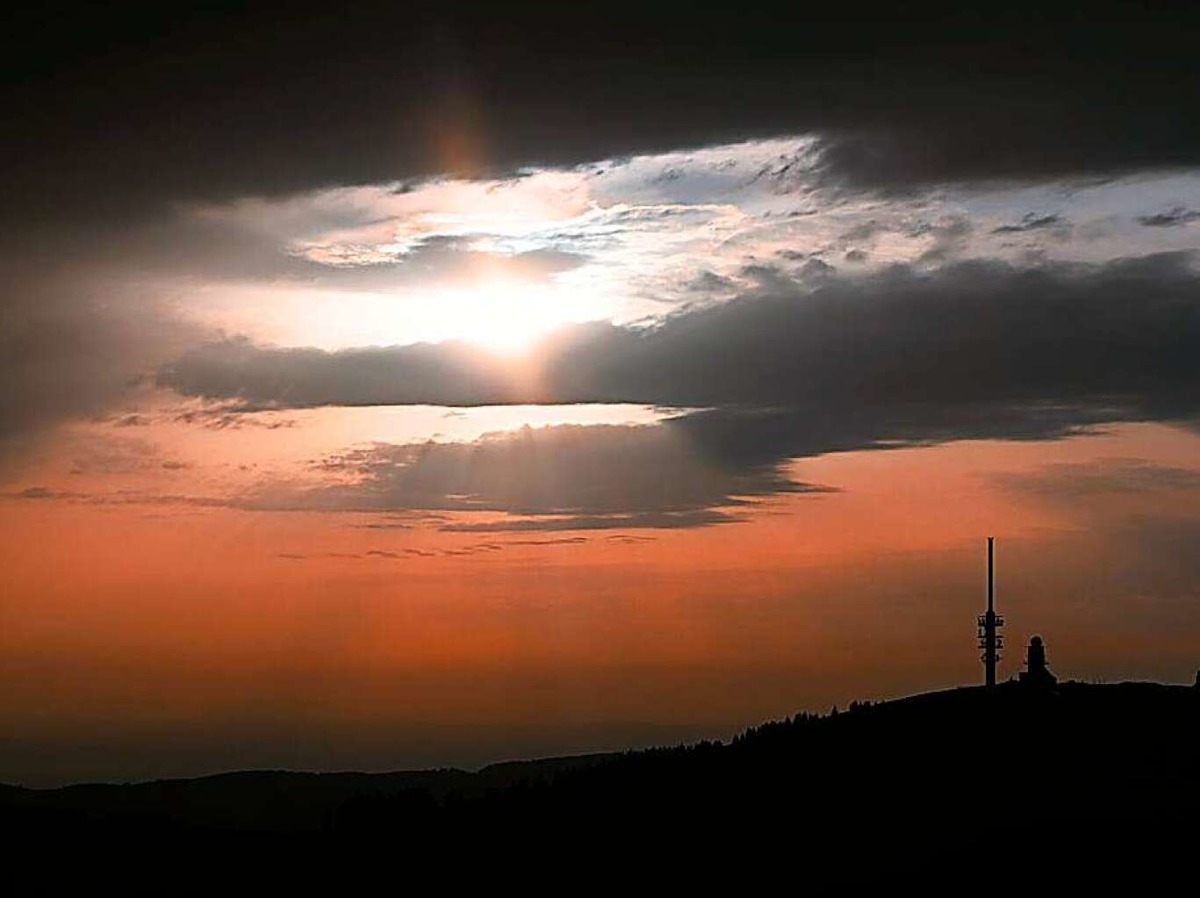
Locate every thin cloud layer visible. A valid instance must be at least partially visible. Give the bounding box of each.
[992,458,1200,500]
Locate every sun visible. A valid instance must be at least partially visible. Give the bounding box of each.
[448,282,562,352]
[207,275,613,355]
[421,280,605,354]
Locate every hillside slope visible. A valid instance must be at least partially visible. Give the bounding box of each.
[4,681,1196,890]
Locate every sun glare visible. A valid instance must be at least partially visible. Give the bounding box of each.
[193,276,612,355]
[424,280,605,354]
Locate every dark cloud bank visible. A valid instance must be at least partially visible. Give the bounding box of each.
[0,264,198,458]
[3,3,1197,230]
[155,253,1200,527]
[163,252,1200,431]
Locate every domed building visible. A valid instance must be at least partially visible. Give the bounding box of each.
[1018,635,1058,690]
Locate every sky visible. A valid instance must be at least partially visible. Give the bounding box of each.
[3,3,1200,786]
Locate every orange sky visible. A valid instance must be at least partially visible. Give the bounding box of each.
[4,419,1198,785]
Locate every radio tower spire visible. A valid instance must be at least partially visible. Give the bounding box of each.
[978,536,1004,687]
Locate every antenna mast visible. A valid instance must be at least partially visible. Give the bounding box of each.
[978,536,1004,687]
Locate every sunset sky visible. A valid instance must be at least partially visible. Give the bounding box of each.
[3,3,1199,786]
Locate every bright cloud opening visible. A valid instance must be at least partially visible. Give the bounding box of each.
[416,280,608,353]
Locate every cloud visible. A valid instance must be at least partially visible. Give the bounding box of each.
[159,338,523,408]
[0,269,200,462]
[992,458,1200,500]
[1136,207,1200,228]
[10,138,1183,450]
[143,250,1200,524]
[813,86,1200,190]
[160,252,1200,433]
[438,510,746,532]
[85,195,588,292]
[170,408,299,431]
[113,414,152,427]
[6,5,1198,232]
[12,486,87,501]
[4,416,833,528]
[241,423,827,528]
[4,486,227,508]
[276,539,588,558]
[991,213,1068,234]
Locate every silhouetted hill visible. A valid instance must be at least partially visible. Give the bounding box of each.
[0,755,616,833]
[4,681,1196,892]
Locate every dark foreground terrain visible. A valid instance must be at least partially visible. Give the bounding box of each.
[4,681,1196,892]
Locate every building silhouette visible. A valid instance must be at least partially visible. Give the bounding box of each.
[1019,635,1058,689]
